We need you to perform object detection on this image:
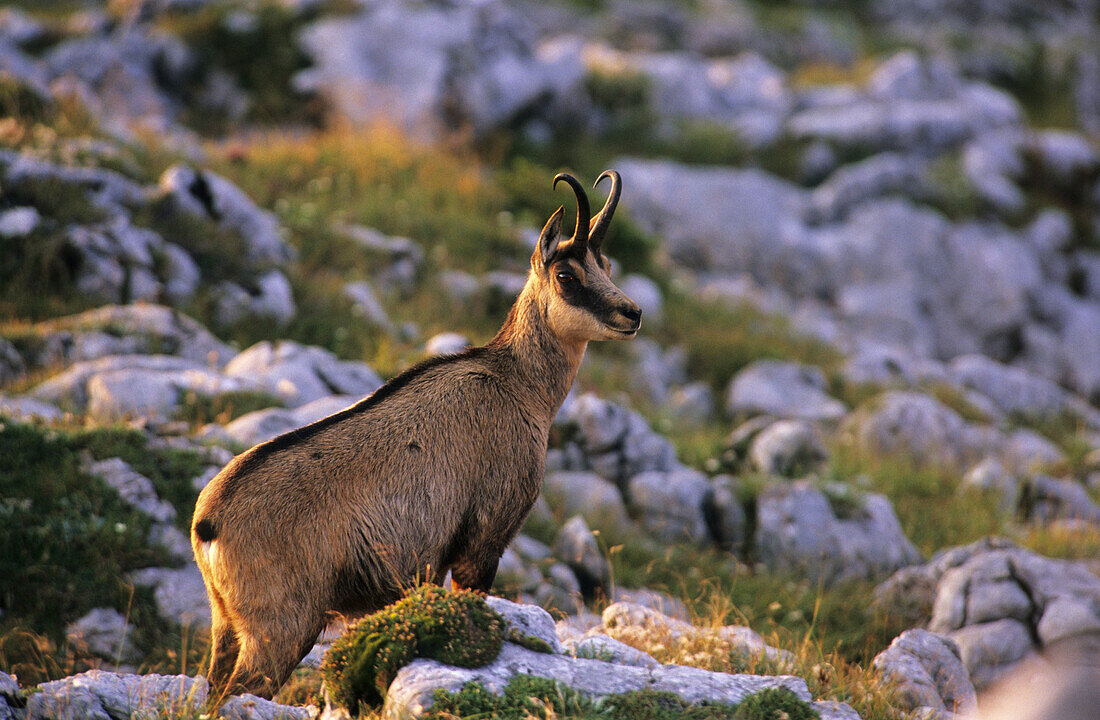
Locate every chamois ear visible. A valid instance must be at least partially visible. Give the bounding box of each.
[538,206,565,266]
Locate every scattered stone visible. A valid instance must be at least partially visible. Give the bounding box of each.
[424,332,469,356]
[66,608,141,664]
[343,281,391,329]
[553,515,610,595]
[0,206,40,238]
[627,469,711,544]
[83,457,176,523]
[128,565,210,628]
[159,165,293,267]
[1022,475,1100,525]
[843,391,988,469]
[726,360,845,421]
[705,474,748,554]
[883,541,1100,690]
[961,458,1019,514]
[25,670,309,720]
[541,471,634,540]
[221,395,357,447]
[0,394,62,422]
[485,596,563,654]
[872,629,976,716]
[563,633,660,668]
[749,419,828,477]
[225,340,381,408]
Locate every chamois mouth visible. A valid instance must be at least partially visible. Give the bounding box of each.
[610,323,640,336]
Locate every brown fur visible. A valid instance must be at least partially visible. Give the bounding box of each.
[191,173,640,701]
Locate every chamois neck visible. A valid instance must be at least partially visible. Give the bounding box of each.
[488,283,585,415]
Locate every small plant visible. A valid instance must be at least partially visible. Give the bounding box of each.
[321,585,507,712]
[732,687,819,720]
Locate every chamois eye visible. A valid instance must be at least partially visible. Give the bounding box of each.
[556,272,574,284]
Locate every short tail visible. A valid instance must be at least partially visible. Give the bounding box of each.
[194,518,218,542]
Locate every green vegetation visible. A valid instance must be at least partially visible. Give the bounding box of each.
[322,585,507,711]
[0,416,210,684]
[427,676,818,720]
[174,389,284,427]
[157,2,330,133]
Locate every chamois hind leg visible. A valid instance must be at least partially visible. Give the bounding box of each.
[205,588,240,706]
[225,613,324,699]
[450,554,499,593]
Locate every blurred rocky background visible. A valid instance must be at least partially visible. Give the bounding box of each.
[1,0,1100,718]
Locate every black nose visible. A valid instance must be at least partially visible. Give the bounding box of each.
[621,306,641,322]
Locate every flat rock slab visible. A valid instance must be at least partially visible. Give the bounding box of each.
[381,641,810,719]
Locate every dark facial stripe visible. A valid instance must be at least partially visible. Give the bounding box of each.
[559,276,621,325]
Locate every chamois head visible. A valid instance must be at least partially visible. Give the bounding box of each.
[531,170,642,342]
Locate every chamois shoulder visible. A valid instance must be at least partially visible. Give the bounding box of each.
[229,345,499,476]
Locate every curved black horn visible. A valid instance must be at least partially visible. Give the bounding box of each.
[588,170,621,254]
[553,172,590,247]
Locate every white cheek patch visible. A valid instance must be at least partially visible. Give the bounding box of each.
[199,540,220,568]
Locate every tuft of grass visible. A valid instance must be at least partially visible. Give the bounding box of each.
[322,585,507,712]
[827,445,1002,555]
[662,293,838,392]
[174,389,284,427]
[426,675,818,720]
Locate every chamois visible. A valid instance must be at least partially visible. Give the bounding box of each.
[191,171,641,700]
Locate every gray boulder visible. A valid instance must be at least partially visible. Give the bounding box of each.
[0,394,63,422]
[213,271,297,326]
[0,671,23,720]
[843,391,989,469]
[485,596,563,654]
[947,354,1070,421]
[13,305,235,370]
[31,354,262,421]
[562,634,660,668]
[221,395,358,447]
[224,340,381,408]
[627,469,711,544]
[872,629,976,716]
[897,542,1100,689]
[749,419,828,477]
[601,602,787,663]
[808,152,929,223]
[159,165,293,267]
[754,480,922,584]
[128,564,210,628]
[706,474,748,554]
[961,458,1020,514]
[83,457,176,523]
[726,361,845,421]
[1023,475,1100,525]
[0,337,25,386]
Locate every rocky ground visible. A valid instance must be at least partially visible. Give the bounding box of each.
[2,0,1100,718]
